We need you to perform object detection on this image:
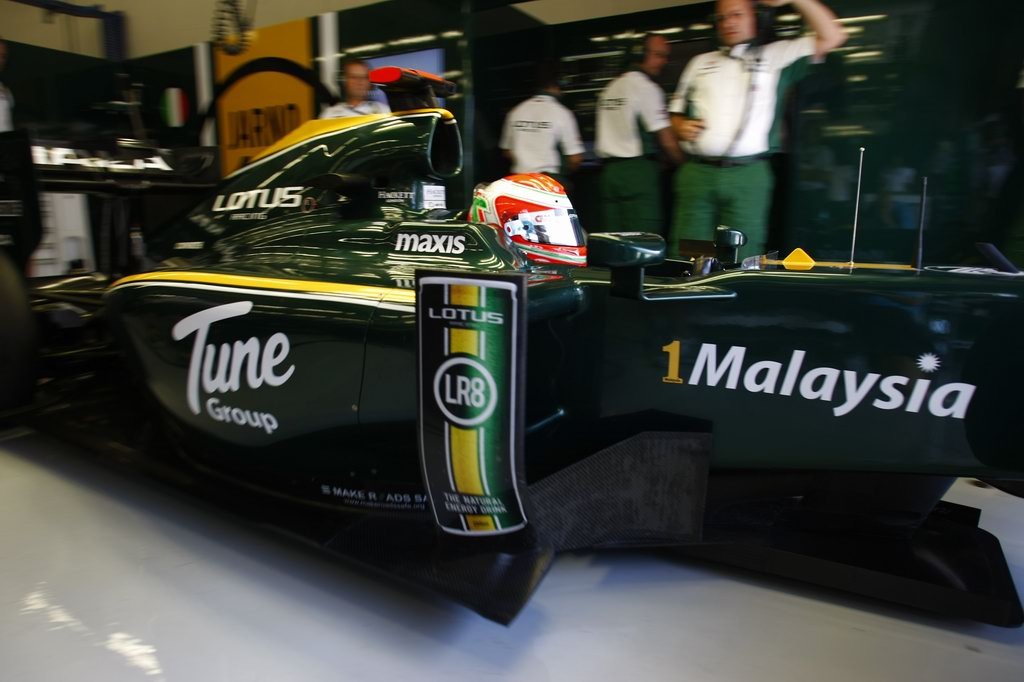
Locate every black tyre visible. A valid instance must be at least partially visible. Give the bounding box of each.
[981,479,1024,499]
[0,250,36,411]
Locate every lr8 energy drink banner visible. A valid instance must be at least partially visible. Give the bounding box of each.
[416,272,527,536]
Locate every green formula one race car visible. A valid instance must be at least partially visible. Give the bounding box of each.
[1,68,1021,626]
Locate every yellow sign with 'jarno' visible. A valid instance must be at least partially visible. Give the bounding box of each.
[213,19,314,175]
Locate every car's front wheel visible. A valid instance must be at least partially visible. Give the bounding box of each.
[0,250,36,412]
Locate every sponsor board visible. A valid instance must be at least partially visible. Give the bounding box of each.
[417,271,527,536]
[422,183,447,209]
[172,301,294,435]
[661,341,975,419]
[213,18,314,174]
[317,482,430,512]
[376,184,446,209]
[378,190,415,203]
[209,183,301,212]
[32,146,173,172]
[396,233,466,255]
[225,104,301,150]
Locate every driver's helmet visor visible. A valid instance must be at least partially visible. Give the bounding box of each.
[505,208,584,247]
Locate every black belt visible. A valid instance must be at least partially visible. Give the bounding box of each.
[604,155,657,163]
[689,153,769,168]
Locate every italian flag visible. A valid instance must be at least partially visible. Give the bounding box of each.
[161,88,189,127]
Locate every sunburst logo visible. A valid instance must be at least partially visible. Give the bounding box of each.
[917,353,941,373]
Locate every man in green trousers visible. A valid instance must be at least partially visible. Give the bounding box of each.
[595,34,683,233]
[669,0,846,258]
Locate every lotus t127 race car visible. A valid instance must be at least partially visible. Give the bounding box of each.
[2,68,1022,627]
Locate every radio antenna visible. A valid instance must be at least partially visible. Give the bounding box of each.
[912,176,928,269]
[850,146,865,266]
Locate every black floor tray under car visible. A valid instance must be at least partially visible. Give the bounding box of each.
[679,500,1023,627]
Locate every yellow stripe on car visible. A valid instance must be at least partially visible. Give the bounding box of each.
[248,108,455,164]
[763,248,916,272]
[110,271,416,304]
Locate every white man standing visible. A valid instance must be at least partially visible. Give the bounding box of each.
[668,0,846,257]
[595,34,683,232]
[499,65,584,187]
[320,57,391,119]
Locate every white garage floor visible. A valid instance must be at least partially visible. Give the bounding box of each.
[1,427,1022,682]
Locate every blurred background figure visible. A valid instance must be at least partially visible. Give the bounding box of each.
[796,124,835,231]
[1000,64,1024,265]
[0,36,13,132]
[669,0,846,258]
[972,116,1016,221]
[320,57,391,119]
[595,33,682,233]
[499,63,584,188]
[879,154,919,229]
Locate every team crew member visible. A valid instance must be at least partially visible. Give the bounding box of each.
[668,0,846,257]
[320,57,391,119]
[595,34,683,233]
[499,69,584,185]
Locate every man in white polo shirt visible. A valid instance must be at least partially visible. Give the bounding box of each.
[596,34,683,233]
[499,67,584,186]
[669,0,846,258]
[320,57,391,119]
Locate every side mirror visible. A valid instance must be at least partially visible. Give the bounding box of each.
[307,172,373,199]
[588,232,665,298]
[714,225,747,265]
[307,173,377,217]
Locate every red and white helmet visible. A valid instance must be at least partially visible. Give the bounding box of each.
[470,173,587,266]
